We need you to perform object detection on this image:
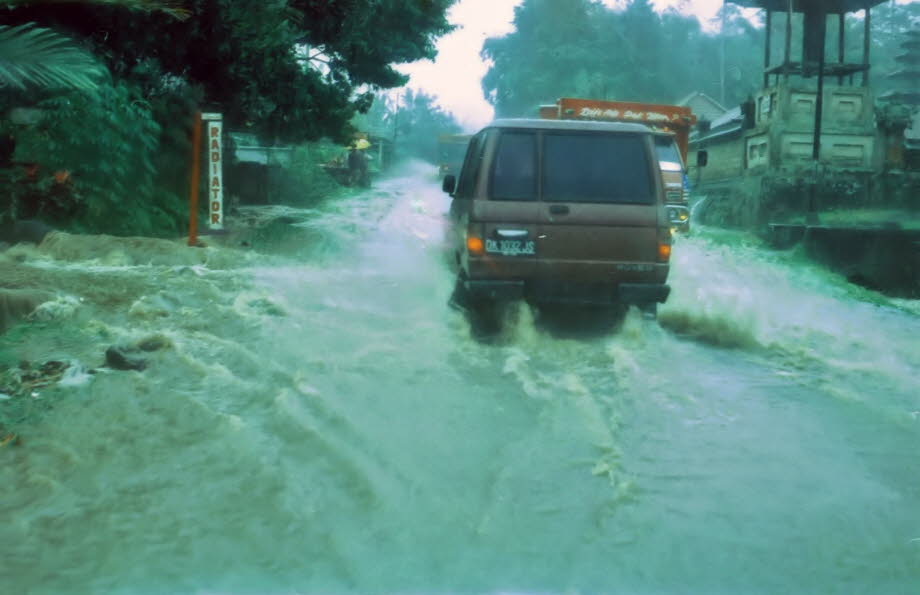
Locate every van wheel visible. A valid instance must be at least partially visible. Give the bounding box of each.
[450,275,505,336]
[468,297,504,337]
[449,274,471,311]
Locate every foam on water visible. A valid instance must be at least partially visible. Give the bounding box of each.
[661,230,919,409]
[2,163,918,593]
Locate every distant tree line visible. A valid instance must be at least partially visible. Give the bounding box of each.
[355,89,463,164]
[481,0,920,118]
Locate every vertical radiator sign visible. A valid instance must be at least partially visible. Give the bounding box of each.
[202,113,223,230]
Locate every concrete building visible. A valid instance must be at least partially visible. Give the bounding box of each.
[690,0,918,229]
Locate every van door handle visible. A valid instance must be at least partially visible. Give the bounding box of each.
[549,205,570,215]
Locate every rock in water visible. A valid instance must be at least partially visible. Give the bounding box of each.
[137,334,172,352]
[104,346,147,371]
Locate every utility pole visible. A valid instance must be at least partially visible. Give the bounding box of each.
[720,0,727,105]
[807,9,828,225]
[392,91,401,153]
[187,111,202,246]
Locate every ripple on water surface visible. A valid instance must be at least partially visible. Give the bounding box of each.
[2,166,919,593]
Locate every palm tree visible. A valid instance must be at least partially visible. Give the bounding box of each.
[4,1,188,18]
[0,24,105,91]
[0,1,188,91]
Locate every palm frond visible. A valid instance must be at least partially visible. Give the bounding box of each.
[2,0,190,21]
[0,23,104,91]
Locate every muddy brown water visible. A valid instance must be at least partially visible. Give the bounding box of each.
[1,163,918,593]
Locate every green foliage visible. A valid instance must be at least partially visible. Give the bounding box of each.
[292,0,456,90]
[482,0,607,117]
[2,0,456,143]
[482,0,770,116]
[3,0,189,19]
[0,0,457,235]
[279,142,346,204]
[0,23,104,91]
[851,2,920,93]
[393,89,463,162]
[7,81,186,236]
[481,0,916,116]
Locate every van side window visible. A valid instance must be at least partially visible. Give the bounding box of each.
[543,133,654,204]
[490,132,536,201]
[457,132,486,198]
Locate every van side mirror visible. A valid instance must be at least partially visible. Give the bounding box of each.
[442,174,457,194]
[696,150,708,167]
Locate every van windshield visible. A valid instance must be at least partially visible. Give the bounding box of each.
[543,133,654,204]
[654,136,683,172]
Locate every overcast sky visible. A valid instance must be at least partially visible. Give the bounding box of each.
[395,0,749,131]
[394,0,912,131]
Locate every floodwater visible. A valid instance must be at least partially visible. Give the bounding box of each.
[2,162,918,593]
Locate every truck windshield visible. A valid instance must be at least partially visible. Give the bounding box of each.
[439,143,467,162]
[542,133,653,204]
[654,136,683,172]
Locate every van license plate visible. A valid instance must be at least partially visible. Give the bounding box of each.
[486,239,535,256]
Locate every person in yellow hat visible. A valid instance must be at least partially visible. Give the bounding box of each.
[347,140,370,186]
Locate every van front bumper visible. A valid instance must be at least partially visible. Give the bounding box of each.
[464,279,670,305]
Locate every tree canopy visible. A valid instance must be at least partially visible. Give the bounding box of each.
[393,89,463,162]
[0,23,104,91]
[0,0,457,235]
[1,0,455,143]
[482,0,764,117]
[481,0,917,119]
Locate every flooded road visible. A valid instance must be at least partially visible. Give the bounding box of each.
[2,163,919,593]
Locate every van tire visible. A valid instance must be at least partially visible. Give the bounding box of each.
[468,297,504,336]
[449,274,471,311]
[450,275,505,335]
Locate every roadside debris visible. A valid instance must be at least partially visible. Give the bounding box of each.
[2,360,70,393]
[0,360,74,448]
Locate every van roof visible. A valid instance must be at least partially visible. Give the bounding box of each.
[486,118,651,133]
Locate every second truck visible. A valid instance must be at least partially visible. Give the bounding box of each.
[539,97,696,232]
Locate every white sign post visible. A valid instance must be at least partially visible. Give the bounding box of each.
[202,113,223,230]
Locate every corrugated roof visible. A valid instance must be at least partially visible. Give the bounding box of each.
[676,91,728,113]
[709,106,743,130]
[693,125,744,145]
[878,90,920,104]
[887,69,920,81]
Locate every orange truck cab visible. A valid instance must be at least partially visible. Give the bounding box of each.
[540,98,696,231]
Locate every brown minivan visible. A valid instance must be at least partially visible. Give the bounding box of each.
[443,118,671,317]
